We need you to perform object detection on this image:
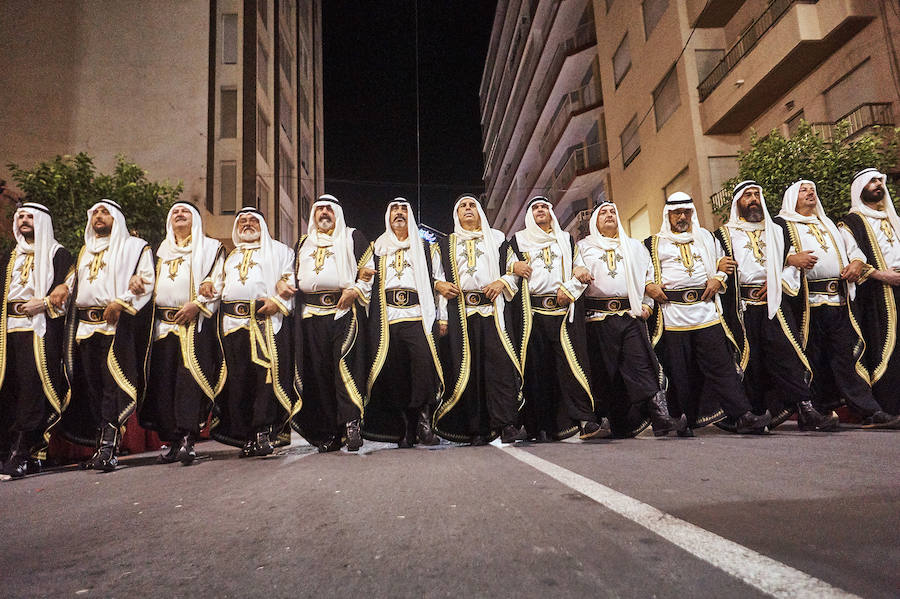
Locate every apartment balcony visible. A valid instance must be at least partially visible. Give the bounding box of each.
[549,141,609,206]
[698,0,875,135]
[687,0,747,28]
[539,81,603,164]
[534,20,596,112]
[808,102,895,141]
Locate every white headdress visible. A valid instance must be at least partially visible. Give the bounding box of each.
[13,202,62,337]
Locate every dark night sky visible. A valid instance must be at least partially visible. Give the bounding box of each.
[322,0,497,239]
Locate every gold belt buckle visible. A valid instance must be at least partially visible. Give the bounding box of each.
[607,299,622,311]
[393,290,409,306]
[9,302,24,316]
[321,293,337,306]
[465,292,481,306]
[683,289,699,303]
[825,280,839,294]
[88,308,104,322]
[234,302,250,316]
[541,296,558,309]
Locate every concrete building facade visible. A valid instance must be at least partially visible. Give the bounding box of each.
[481,0,900,239]
[0,0,324,243]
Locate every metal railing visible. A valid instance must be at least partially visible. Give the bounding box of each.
[534,20,597,111]
[808,103,894,141]
[710,188,730,212]
[539,81,603,162]
[549,142,609,205]
[698,0,817,101]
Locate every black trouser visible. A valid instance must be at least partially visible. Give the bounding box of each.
[871,287,900,414]
[523,313,595,435]
[0,332,48,443]
[742,305,812,412]
[145,334,205,439]
[586,315,658,418]
[79,333,131,428]
[807,305,880,416]
[460,314,520,433]
[220,329,279,441]
[302,312,363,433]
[375,320,438,411]
[660,323,751,424]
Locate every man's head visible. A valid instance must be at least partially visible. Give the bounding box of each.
[170,204,193,241]
[91,205,114,238]
[16,211,34,242]
[389,203,409,240]
[795,181,818,216]
[595,203,618,237]
[457,197,481,231]
[737,186,764,223]
[668,208,692,233]
[531,202,552,231]
[314,204,336,233]
[237,212,261,243]
[860,175,886,207]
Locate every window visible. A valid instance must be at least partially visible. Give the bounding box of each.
[613,34,631,87]
[257,42,269,94]
[642,0,668,39]
[220,162,237,213]
[279,147,293,195]
[258,0,267,30]
[628,206,650,241]
[298,84,309,125]
[301,139,310,174]
[257,179,269,219]
[278,34,293,85]
[708,156,739,195]
[825,59,875,122]
[257,109,269,163]
[223,14,238,64]
[220,88,237,138]
[786,111,805,137]
[279,207,294,244]
[653,65,680,130]
[279,89,293,141]
[695,49,724,84]
[620,115,640,168]
[300,195,311,220]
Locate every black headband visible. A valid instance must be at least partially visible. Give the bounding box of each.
[97,199,123,212]
[666,198,693,205]
[733,180,760,196]
[317,195,340,205]
[853,167,881,181]
[20,202,51,215]
[237,207,264,218]
[172,200,199,212]
[527,196,551,207]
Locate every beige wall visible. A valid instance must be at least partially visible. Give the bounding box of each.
[0,1,210,215]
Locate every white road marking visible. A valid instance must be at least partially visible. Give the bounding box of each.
[499,445,860,599]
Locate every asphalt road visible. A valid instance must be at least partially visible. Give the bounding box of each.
[1,423,897,598]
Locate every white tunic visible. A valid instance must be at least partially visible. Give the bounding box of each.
[578,240,652,322]
[729,228,800,308]
[296,239,372,318]
[221,247,294,335]
[153,252,224,341]
[75,246,154,340]
[362,247,434,324]
[434,235,518,321]
[844,215,900,269]
[785,220,865,306]
[518,241,587,315]
[6,251,74,332]
[653,237,726,331]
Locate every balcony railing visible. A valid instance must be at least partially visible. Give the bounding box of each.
[534,20,597,111]
[539,81,603,162]
[807,103,895,141]
[698,0,816,101]
[710,188,730,212]
[549,142,609,205]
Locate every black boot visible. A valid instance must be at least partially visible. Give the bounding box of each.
[500,424,527,444]
[176,433,197,465]
[345,419,362,452]
[861,411,900,430]
[647,391,688,437]
[416,405,438,446]
[240,438,256,458]
[80,428,104,470]
[398,411,416,448]
[735,410,772,434]
[255,429,274,456]
[1,432,30,478]
[579,418,611,440]
[158,441,180,464]
[797,401,839,432]
[96,423,119,472]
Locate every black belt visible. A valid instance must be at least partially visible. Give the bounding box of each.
[807,278,843,295]
[663,287,707,304]
[462,290,492,307]
[305,290,341,308]
[530,293,564,310]
[739,285,765,301]
[222,300,264,318]
[77,306,107,323]
[385,288,419,308]
[155,305,181,324]
[6,301,27,317]
[586,296,631,313]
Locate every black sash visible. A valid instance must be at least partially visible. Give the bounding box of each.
[662,287,707,304]
[385,288,419,308]
[585,296,630,312]
[807,278,843,296]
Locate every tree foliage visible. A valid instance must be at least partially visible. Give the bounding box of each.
[5,153,182,253]
[713,121,899,221]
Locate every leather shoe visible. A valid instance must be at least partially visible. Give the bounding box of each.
[676,427,694,438]
[25,458,42,476]
[416,409,439,446]
[797,401,839,432]
[469,435,488,446]
[240,439,256,458]
[735,410,772,434]
[1,454,28,478]
[177,434,196,465]
[317,436,341,453]
[255,431,274,456]
[158,444,180,464]
[579,418,612,440]
[500,424,527,444]
[651,411,688,437]
[345,420,363,452]
[861,411,900,429]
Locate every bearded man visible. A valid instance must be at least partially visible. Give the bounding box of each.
[577,201,686,438]
[140,202,225,465]
[291,194,371,453]
[364,199,443,448]
[63,200,155,471]
[840,169,900,415]
[645,193,771,436]
[715,181,837,432]
[508,196,607,442]
[775,180,900,429]
[0,202,73,477]
[432,194,525,445]
[213,208,298,456]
